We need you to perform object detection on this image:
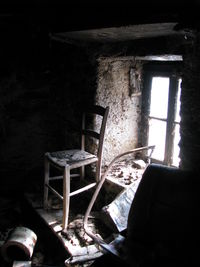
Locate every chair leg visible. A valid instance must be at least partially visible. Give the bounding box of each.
[80,165,85,180]
[95,161,101,182]
[63,164,70,230]
[44,156,50,209]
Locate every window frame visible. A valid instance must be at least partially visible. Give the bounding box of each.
[141,63,182,166]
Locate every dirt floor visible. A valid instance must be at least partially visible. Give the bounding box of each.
[0,157,147,267]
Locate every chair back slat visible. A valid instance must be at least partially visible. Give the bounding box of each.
[84,105,107,116]
[82,129,100,140]
[81,105,109,181]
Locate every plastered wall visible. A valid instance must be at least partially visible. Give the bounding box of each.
[95,58,142,167]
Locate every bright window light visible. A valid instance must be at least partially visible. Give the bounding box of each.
[150,77,169,119]
[147,73,181,166]
[148,118,167,161]
[148,77,169,161]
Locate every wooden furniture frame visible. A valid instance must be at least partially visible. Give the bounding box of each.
[83,145,155,257]
[44,105,109,230]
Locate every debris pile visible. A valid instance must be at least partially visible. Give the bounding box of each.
[105,157,146,186]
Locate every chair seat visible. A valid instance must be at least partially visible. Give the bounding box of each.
[46,149,98,169]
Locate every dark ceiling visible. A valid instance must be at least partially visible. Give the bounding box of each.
[1,2,200,32]
[0,2,200,47]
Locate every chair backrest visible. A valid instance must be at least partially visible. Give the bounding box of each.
[81,105,109,158]
[125,163,200,266]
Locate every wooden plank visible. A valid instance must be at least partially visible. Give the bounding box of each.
[37,209,63,233]
[101,179,141,232]
[65,246,103,266]
[24,193,103,259]
[13,261,32,267]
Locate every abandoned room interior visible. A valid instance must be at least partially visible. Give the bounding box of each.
[0,2,200,267]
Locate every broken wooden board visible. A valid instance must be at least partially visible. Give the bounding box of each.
[101,178,142,232]
[13,261,32,267]
[24,193,106,265]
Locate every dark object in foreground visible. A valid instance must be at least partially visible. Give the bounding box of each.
[85,163,200,267]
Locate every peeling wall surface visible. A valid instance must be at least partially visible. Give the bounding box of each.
[96,59,142,167]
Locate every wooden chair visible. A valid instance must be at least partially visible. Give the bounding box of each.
[44,105,109,230]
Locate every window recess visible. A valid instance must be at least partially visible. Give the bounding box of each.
[143,67,181,167]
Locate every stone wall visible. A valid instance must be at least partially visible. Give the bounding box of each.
[180,32,200,171]
[96,58,142,167]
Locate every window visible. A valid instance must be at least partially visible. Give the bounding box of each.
[143,65,181,167]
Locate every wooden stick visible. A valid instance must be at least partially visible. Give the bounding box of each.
[69,183,96,197]
[65,251,103,266]
[46,184,63,201]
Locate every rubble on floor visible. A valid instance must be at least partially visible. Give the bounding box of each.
[105,157,146,187]
[0,157,147,267]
